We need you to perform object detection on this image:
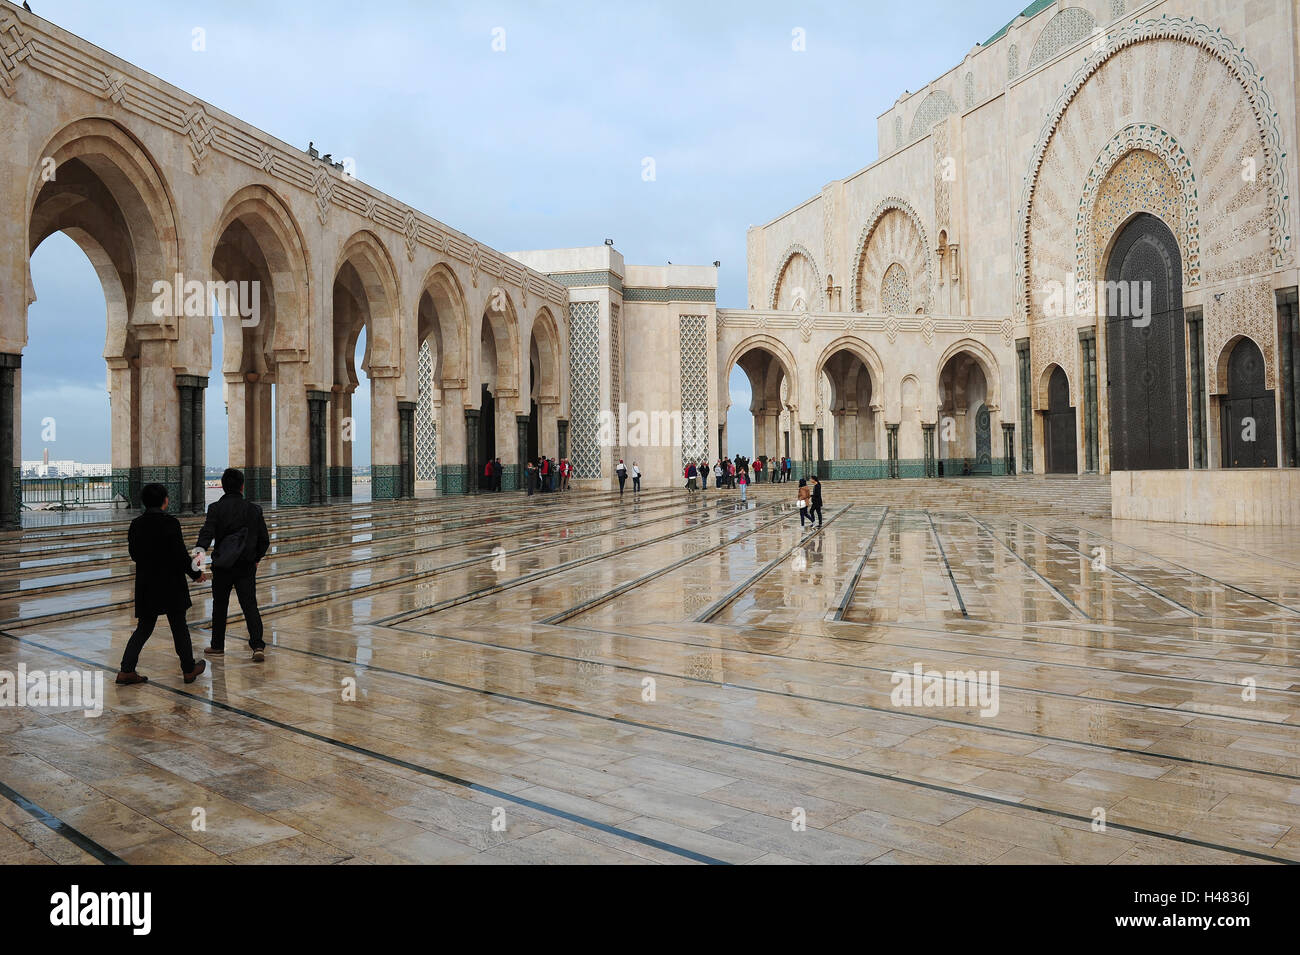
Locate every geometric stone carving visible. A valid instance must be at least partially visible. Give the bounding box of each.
[852,198,932,313]
[1016,16,1291,324]
[1028,8,1099,71]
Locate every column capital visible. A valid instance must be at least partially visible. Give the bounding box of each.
[397,400,417,413]
[0,353,22,370]
[307,390,331,403]
[176,374,208,389]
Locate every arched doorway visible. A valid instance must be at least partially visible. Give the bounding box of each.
[1220,338,1276,468]
[937,349,993,475]
[1045,365,1077,474]
[729,341,796,476]
[817,344,882,475]
[1105,212,1188,470]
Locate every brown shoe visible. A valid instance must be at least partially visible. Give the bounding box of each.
[115,671,148,686]
[182,659,207,684]
[203,646,224,656]
[251,648,265,663]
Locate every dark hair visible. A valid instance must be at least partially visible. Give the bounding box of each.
[221,467,245,494]
[798,478,807,487]
[141,483,168,508]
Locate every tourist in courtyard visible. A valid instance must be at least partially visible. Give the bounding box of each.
[809,475,823,527]
[492,457,503,491]
[713,461,723,488]
[631,460,641,494]
[737,466,748,504]
[700,460,709,489]
[526,459,537,495]
[616,458,628,496]
[116,483,208,686]
[196,467,270,662]
[797,477,812,526]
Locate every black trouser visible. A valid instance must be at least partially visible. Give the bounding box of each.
[210,568,264,650]
[121,608,195,673]
[633,476,641,492]
[808,503,823,525]
[800,504,812,525]
[617,474,627,495]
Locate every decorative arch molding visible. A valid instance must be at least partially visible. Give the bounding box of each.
[478,283,521,398]
[28,116,180,322]
[768,243,824,311]
[850,197,932,314]
[935,337,1001,413]
[1211,332,1271,395]
[529,305,564,402]
[1075,125,1199,305]
[417,261,470,384]
[335,229,402,375]
[813,336,887,410]
[1027,7,1099,71]
[209,183,312,360]
[725,333,800,412]
[1036,361,1071,410]
[1014,16,1291,324]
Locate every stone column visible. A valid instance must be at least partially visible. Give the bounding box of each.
[538,397,559,461]
[799,423,814,480]
[329,387,353,499]
[108,358,140,505]
[557,418,569,461]
[273,361,311,506]
[0,353,19,528]
[437,389,468,494]
[176,374,207,513]
[516,414,530,491]
[138,339,181,506]
[397,400,416,498]
[308,390,330,506]
[495,394,519,491]
[464,408,481,495]
[370,374,400,500]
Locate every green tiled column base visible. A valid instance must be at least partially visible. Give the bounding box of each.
[111,467,142,507]
[824,459,890,480]
[276,465,312,506]
[372,464,401,501]
[501,467,519,491]
[246,466,273,503]
[329,466,352,499]
[139,466,182,509]
[437,464,466,495]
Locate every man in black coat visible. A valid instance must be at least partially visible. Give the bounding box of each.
[196,468,271,661]
[116,483,208,685]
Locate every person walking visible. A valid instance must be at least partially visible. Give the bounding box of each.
[115,483,208,686]
[809,475,824,527]
[526,460,537,495]
[700,460,709,490]
[797,478,812,527]
[631,461,641,494]
[560,458,570,491]
[737,466,748,504]
[713,461,723,489]
[196,468,270,662]
[616,458,628,497]
[686,461,697,492]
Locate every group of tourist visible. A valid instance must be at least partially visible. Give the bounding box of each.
[682,453,797,491]
[526,456,572,495]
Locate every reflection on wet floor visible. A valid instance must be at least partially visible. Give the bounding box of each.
[2,487,1299,864]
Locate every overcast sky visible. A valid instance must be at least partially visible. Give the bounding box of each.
[23,0,1006,464]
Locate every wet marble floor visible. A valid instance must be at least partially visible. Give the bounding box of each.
[1,487,1298,864]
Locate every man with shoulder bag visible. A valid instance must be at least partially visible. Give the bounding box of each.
[195,468,271,661]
